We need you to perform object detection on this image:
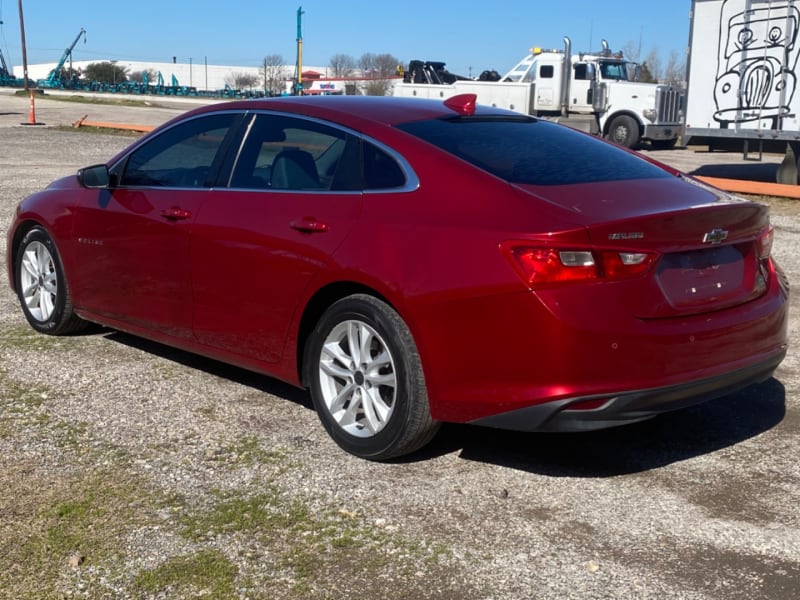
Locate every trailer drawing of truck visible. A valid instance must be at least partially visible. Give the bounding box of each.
[713,0,799,126]
[684,0,800,183]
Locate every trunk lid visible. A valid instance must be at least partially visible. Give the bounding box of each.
[514,177,772,318]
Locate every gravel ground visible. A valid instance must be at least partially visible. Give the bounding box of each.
[0,91,799,599]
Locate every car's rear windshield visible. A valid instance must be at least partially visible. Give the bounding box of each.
[396,116,672,186]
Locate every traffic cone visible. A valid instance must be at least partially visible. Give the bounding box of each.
[21,89,44,126]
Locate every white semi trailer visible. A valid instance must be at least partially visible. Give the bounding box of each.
[393,38,682,149]
[684,0,800,183]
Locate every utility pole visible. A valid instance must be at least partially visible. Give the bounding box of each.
[17,0,41,124]
[17,0,44,125]
[295,6,304,95]
[17,0,29,90]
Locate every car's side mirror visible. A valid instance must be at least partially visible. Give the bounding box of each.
[77,164,110,189]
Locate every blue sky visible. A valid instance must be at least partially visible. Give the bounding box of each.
[0,0,691,74]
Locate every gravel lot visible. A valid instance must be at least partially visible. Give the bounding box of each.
[0,91,799,599]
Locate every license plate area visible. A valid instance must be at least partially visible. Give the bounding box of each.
[656,244,760,310]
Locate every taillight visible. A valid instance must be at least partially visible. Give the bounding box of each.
[756,225,774,260]
[754,224,775,291]
[503,244,656,288]
[507,248,598,285]
[599,251,656,278]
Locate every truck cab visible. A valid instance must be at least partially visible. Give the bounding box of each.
[502,39,682,147]
[392,37,682,149]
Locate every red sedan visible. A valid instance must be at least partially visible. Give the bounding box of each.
[6,94,789,460]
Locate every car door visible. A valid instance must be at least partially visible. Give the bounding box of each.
[190,113,363,363]
[70,112,243,339]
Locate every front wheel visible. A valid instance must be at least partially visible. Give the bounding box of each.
[606,115,640,148]
[305,294,440,460]
[14,227,87,335]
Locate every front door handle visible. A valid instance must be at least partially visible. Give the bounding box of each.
[290,217,329,233]
[160,207,191,221]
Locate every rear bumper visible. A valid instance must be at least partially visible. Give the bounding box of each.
[469,349,786,432]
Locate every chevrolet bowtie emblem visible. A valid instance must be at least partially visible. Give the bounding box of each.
[703,228,728,244]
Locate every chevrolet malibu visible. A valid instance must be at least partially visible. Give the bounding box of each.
[6,94,789,460]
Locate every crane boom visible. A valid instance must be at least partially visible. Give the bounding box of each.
[45,28,86,86]
[0,47,9,78]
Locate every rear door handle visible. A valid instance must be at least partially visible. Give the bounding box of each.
[290,217,329,233]
[160,207,192,221]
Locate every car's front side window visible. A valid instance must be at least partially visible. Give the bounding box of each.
[119,113,240,188]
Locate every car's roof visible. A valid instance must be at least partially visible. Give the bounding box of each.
[183,95,512,128]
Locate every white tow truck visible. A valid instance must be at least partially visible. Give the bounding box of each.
[393,38,682,149]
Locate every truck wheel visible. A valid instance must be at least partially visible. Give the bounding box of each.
[606,115,640,148]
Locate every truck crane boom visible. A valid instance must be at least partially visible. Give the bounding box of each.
[0,47,10,78]
[43,28,86,87]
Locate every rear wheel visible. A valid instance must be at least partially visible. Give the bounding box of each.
[14,227,87,335]
[305,294,440,460]
[606,115,640,148]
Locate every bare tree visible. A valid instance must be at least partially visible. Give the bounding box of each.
[618,42,686,87]
[358,53,378,77]
[357,52,401,95]
[663,49,686,89]
[622,40,643,64]
[329,53,356,78]
[226,71,259,90]
[375,53,401,77]
[261,54,286,96]
[643,48,663,83]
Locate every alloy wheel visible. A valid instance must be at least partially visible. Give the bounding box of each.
[20,240,58,323]
[318,319,397,437]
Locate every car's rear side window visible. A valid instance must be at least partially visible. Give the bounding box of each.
[229,114,350,191]
[397,117,671,186]
[364,142,406,189]
[228,114,408,192]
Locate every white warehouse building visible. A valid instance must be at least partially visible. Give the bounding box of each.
[14,59,330,93]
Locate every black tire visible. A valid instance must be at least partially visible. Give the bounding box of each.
[14,226,87,335]
[606,114,640,148]
[304,294,440,460]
